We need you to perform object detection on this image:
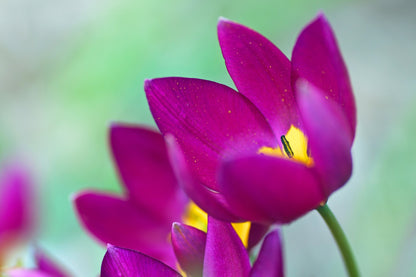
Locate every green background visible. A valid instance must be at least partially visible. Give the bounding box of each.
[1,0,415,275]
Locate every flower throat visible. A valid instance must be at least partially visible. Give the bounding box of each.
[259,125,313,166]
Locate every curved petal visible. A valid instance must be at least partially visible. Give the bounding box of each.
[291,13,356,137]
[171,222,206,276]
[203,217,251,277]
[250,229,284,277]
[296,81,353,197]
[219,154,325,224]
[73,191,176,268]
[218,18,300,137]
[101,245,182,277]
[35,248,69,277]
[165,135,242,222]
[110,124,188,223]
[145,77,277,191]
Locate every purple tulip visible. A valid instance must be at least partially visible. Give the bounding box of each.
[101,217,284,277]
[145,14,356,224]
[73,124,189,268]
[0,162,34,264]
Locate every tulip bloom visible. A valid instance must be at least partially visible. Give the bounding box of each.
[101,217,283,277]
[145,14,356,224]
[74,124,265,268]
[73,124,189,268]
[0,162,34,265]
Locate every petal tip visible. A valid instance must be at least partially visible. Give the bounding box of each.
[217,17,238,31]
[143,78,154,91]
[69,192,79,203]
[171,222,181,231]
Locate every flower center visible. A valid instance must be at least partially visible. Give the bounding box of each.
[258,125,313,166]
[182,201,251,247]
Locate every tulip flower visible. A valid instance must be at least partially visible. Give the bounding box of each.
[74,124,266,269]
[145,13,355,225]
[101,217,283,277]
[145,13,360,276]
[73,124,189,268]
[0,162,34,265]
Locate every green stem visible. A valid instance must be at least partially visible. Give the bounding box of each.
[317,203,360,277]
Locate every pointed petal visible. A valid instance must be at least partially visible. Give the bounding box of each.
[101,245,182,277]
[250,229,284,277]
[165,135,242,222]
[110,124,188,223]
[292,13,356,137]
[219,154,325,224]
[35,248,69,277]
[296,81,353,196]
[203,217,251,277]
[247,223,270,251]
[73,191,176,268]
[171,222,206,276]
[218,18,299,136]
[145,77,277,192]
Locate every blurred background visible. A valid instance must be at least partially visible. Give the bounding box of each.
[1,0,415,275]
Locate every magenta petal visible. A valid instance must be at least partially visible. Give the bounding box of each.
[73,191,176,268]
[0,163,33,253]
[110,124,188,223]
[219,155,325,224]
[166,135,242,222]
[203,216,251,277]
[145,77,277,191]
[250,229,284,277]
[297,81,353,197]
[292,13,356,137]
[101,245,182,277]
[171,222,206,276]
[35,248,69,277]
[218,18,299,136]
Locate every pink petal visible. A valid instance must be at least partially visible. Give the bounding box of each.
[292,13,356,137]
[165,135,242,222]
[110,124,188,223]
[219,154,325,224]
[101,245,182,277]
[171,222,206,276]
[296,81,353,197]
[250,229,284,277]
[218,18,300,137]
[203,216,251,277]
[73,191,176,268]
[145,77,277,192]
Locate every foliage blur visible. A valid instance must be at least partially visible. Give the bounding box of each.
[0,0,415,275]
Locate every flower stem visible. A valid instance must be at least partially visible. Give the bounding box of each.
[316,203,360,277]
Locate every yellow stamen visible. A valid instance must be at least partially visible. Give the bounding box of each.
[258,125,313,166]
[285,125,312,165]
